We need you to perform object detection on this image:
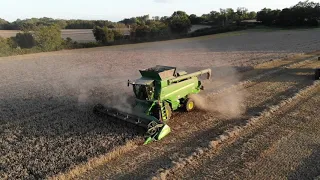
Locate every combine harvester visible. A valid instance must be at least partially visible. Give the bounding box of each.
[93,65,211,144]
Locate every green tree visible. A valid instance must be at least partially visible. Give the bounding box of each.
[135,25,151,38]
[112,29,124,40]
[248,11,257,19]
[34,25,63,51]
[226,8,235,23]
[15,32,36,48]
[160,16,169,22]
[153,16,160,21]
[56,20,67,29]
[168,11,192,34]
[0,37,12,56]
[148,21,169,37]
[6,37,18,48]
[92,26,114,44]
[189,14,204,24]
[257,8,280,25]
[207,11,220,24]
[218,9,228,26]
[0,18,9,30]
[257,1,320,27]
[189,14,198,24]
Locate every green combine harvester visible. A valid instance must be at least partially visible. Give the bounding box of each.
[93,65,211,144]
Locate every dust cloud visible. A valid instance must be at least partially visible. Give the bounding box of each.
[189,60,247,119]
[190,91,247,118]
[59,63,137,113]
[146,40,248,119]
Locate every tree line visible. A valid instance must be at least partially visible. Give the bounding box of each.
[0,17,120,30]
[0,6,257,31]
[0,25,76,57]
[257,1,320,26]
[0,0,319,58]
[92,8,258,44]
[1,0,319,31]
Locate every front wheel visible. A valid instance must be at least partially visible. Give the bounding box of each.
[184,98,195,112]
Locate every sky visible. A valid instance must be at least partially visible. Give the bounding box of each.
[0,0,309,22]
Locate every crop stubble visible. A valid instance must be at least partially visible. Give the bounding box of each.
[77,54,320,180]
[0,29,320,179]
[164,78,320,179]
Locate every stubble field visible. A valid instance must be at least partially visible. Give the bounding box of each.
[0,28,320,179]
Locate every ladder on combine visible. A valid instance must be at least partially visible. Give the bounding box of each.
[160,102,171,123]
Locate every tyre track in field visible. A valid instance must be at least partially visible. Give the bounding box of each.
[52,54,318,179]
[146,60,320,180]
[51,54,318,180]
[75,56,320,179]
[163,82,320,180]
[151,59,320,180]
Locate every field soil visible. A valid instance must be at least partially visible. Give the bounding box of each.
[0,28,320,179]
[164,62,320,180]
[77,54,320,180]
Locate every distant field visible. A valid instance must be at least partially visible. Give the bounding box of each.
[0,29,96,43]
[0,25,211,43]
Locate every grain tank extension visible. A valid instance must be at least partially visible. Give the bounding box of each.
[93,65,211,144]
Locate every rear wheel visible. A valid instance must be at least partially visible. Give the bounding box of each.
[315,69,320,80]
[184,98,195,112]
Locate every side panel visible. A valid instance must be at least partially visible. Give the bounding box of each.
[160,77,200,110]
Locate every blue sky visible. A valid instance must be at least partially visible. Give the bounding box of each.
[1,0,304,22]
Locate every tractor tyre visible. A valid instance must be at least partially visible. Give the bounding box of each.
[184,98,195,112]
[315,69,320,80]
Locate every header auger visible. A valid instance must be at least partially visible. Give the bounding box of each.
[93,65,211,144]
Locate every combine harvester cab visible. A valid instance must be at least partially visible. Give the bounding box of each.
[93,65,211,144]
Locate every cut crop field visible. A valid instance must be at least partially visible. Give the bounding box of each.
[0,28,320,179]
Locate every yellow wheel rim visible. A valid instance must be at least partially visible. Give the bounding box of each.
[188,101,194,110]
